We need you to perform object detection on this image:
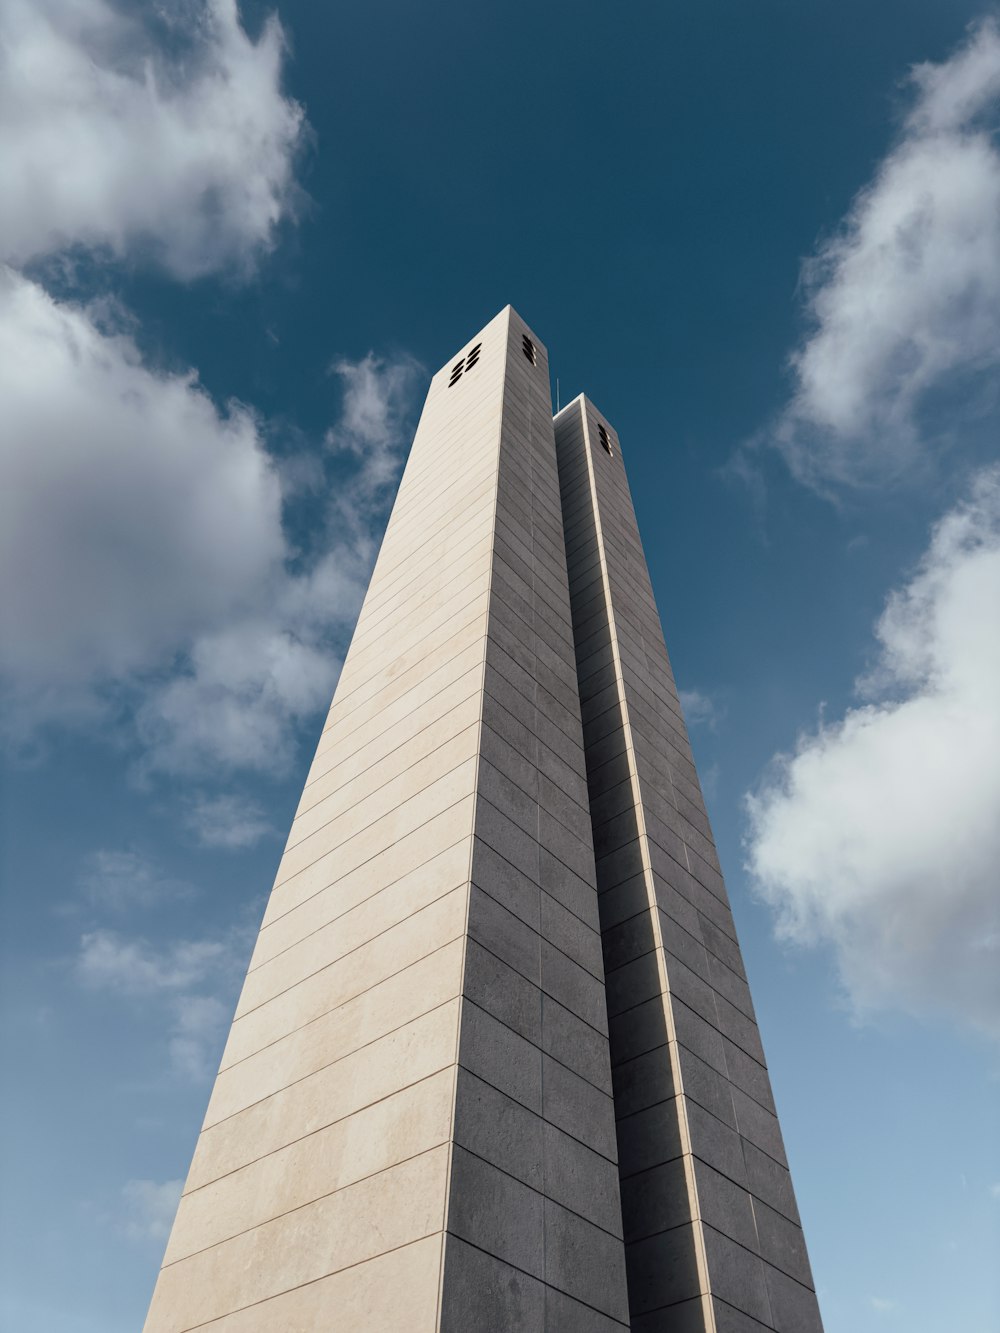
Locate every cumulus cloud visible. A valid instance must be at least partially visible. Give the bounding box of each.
[0,0,422,789]
[0,265,419,771]
[78,920,252,1076]
[131,349,419,775]
[745,468,1000,1039]
[767,18,1000,489]
[328,352,423,508]
[136,612,344,775]
[78,929,235,993]
[0,0,304,277]
[184,794,274,849]
[135,353,419,776]
[0,0,422,780]
[121,1178,183,1242]
[331,353,418,451]
[0,268,286,724]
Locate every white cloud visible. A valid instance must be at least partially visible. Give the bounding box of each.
[0,265,419,773]
[328,352,423,505]
[135,352,419,776]
[79,849,190,911]
[0,268,285,723]
[78,920,252,1077]
[78,928,235,993]
[184,794,274,849]
[770,19,1000,489]
[680,688,721,731]
[0,0,304,277]
[136,611,344,776]
[121,1177,183,1242]
[0,0,422,780]
[746,467,1000,1039]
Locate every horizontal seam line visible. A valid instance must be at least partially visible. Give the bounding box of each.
[481,678,585,757]
[249,851,469,973]
[475,793,597,893]
[608,991,769,1076]
[442,1232,629,1327]
[466,888,606,1005]
[353,493,497,609]
[489,581,579,658]
[167,1138,451,1268]
[477,756,595,856]
[317,607,489,738]
[349,536,494,645]
[258,827,470,941]
[234,887,465,1024]
[469,834,598,935]
[272,753,477,890]
[334,579,491,684]
[467,927,608,1041]
[169,1228,445,1331]
[603,907,749,992]
[470,875,604,969]
[460,996,616,1125]
[207,1018,454,1139]
[449,1142,623,1243]
[216,936,463,1078]
[479,718,590,811]
[260,789,475,926]
[308,673,483,796]
[296,692,482,823]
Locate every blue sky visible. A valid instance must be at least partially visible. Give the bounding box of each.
[1,1,998,1329]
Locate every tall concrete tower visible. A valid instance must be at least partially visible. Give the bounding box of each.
[144,307,822,1333]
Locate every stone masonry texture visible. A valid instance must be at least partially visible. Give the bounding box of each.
[144,308,822,1332]
[554,395,822,1333]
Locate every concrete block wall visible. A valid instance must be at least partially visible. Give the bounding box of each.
[554,395,822,1333]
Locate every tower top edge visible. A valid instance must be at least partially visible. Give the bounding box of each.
[553,392,587,419]
[554,391,614,426]
[430,305,547,382]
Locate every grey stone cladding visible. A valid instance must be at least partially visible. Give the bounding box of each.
[554,395,822,1333]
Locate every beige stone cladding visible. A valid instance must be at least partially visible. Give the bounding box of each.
[145,308,511,1332]
[554,397,823,1333]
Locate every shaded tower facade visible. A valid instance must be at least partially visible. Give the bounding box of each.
[554,397,821,1332]
[144,308,822,1332]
